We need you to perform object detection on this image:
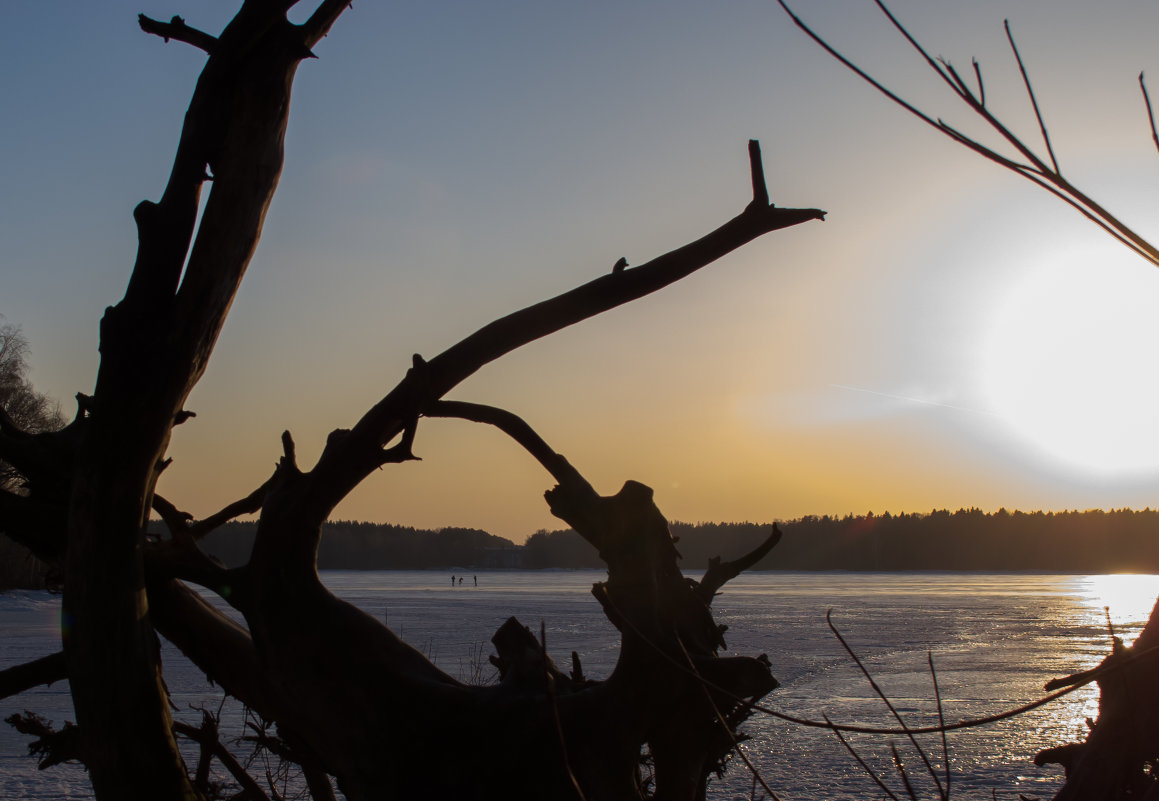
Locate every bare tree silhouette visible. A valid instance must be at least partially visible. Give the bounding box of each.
[0,4,824,799]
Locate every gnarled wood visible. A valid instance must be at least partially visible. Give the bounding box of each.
[1,3,819,799]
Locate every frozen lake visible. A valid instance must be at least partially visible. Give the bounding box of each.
[3,570,1155,799]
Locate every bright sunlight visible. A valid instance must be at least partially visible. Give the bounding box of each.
[1077,574,1159,634]
[980,244,1159,475]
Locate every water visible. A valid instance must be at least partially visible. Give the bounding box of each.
[2,571,1153,800]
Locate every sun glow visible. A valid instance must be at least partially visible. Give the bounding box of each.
[979,247,1159,474]
[1076,574,1159,633]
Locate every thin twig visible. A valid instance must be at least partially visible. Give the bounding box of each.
[872,0,964,100]
[826,716,900,801]
[1005,20,1059,174]
[891,742,918,800]
[929,654,951,801]
[973,59,986,107]
[827,610,945,799]
[1140,72,1159,156]
[870,0,1054,176]
[540,621,587,801]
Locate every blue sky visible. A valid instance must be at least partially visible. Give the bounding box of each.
[6,2,1159,540]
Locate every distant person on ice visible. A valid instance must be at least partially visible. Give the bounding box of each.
[451,575,456,587]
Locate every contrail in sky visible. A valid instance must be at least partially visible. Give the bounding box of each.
[828,384,996,416]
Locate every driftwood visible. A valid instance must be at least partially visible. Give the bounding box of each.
[0,3,823,799]
[1036,602,1159,800]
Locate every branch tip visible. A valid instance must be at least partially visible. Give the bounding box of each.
[280,431,296,467]
[1140,72,1159,157]
[747,140,770,208]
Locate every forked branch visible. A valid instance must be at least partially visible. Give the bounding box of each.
[698,525,782,601]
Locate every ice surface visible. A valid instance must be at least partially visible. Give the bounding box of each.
[1,572,1146,799]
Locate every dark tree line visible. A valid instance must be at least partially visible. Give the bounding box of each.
[184,509,1159,573]
[527,509,1159,572]
[0,321,63,590]
[199,520,516,570]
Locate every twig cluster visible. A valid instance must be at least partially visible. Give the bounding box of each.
[777,0,1159,267]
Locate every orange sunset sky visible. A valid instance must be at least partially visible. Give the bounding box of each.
[6,2,1159,541]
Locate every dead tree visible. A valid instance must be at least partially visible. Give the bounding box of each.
[0,3,823,799]
[1036,610,1159,800]
[776,2,1159,797]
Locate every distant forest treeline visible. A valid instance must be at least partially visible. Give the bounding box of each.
[198,521,520,570]
[191,507,1159,573]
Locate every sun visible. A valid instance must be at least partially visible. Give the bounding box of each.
[979,243,1159,475]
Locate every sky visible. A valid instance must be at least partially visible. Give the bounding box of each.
[5,1,1159,542]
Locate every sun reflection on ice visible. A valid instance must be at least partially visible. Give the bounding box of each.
[1076,574,1159,640]
[1027,575,1159,752]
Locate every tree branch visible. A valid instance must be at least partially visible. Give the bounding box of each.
[776,0,1159,269]
[746,139,769,209]
[138,14,218,53]
[153,475,271,544]
[0,426,67,488]
[0,652,68,701]
[174,717,271,801]
[0,486,67,564]
[1140,72,1159,157]
[152,494,194,538]
[424,400,594,495]
[303,141,824,516]
[300,0,352,49]
[697,525,782,602]
[5,712,82,770]
[1005,19,1059,174]
[148,578,273,714]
